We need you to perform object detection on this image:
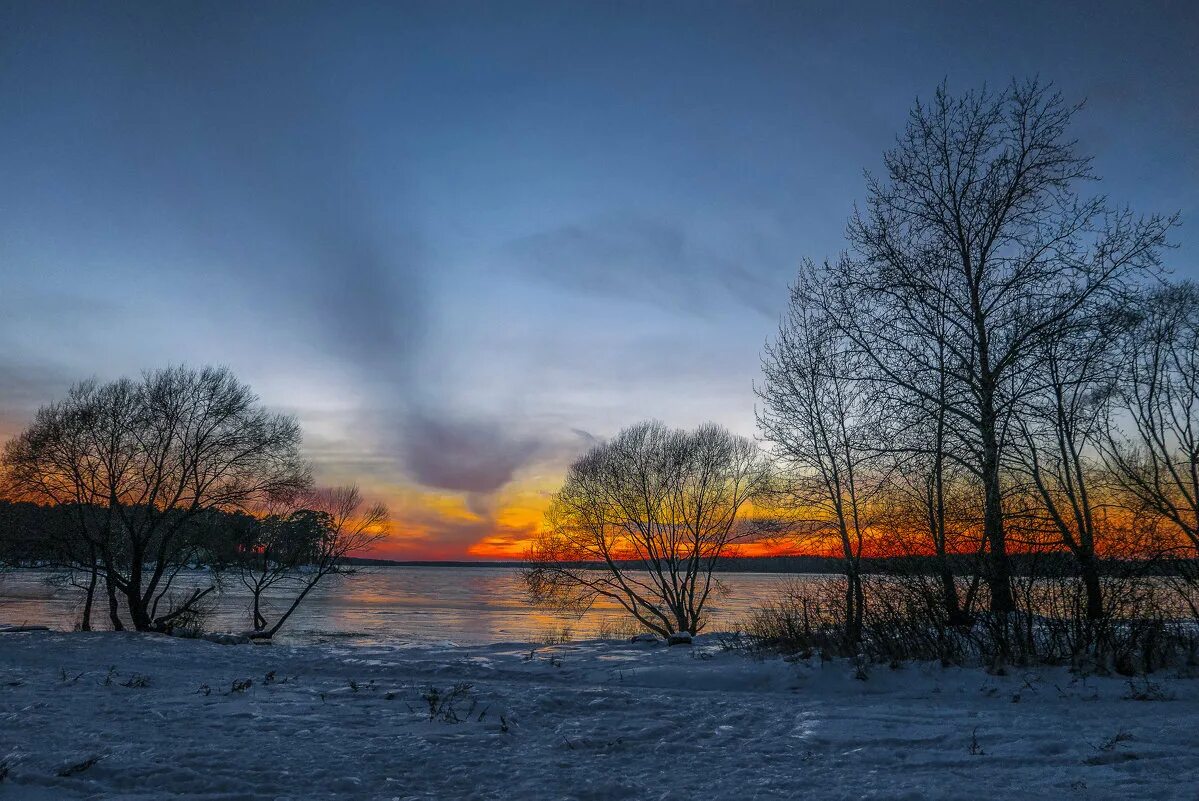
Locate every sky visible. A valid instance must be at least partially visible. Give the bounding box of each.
[1,1,1196,559]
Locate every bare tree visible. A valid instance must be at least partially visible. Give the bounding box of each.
[242,485,388,640]
[524,422,768,639]
[828,80,1173,614]
[1103,283,1199,596]
[876,426,986,628]
[758,270,883,643]
[855,254,984,628]
[1011,307,1127,620]
[217,503,316,633]
[1,366,311,632]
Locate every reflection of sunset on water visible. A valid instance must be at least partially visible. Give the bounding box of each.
[0,568,813,644]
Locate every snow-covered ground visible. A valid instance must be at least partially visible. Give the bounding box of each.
[1,632,1196,800]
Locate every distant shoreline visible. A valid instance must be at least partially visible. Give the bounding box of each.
[342,554,1199,576]
[10,553,1192,576]
[339,556,848,572]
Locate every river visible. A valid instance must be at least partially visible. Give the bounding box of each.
[0,567,812,645]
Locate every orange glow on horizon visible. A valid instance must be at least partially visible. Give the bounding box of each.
[361,501,1182,562]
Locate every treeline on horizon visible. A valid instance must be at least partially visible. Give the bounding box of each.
[0,499,346,566]
[338,553,1199,578]
[9,499,1194,579]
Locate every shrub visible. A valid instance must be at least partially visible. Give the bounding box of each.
[737,575,1199,674]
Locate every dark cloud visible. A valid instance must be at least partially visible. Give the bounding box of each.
[293,213,426,383]
[569,428,601,448]
[400,411,542,495]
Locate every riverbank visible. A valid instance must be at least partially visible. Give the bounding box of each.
[1,632,1197,799]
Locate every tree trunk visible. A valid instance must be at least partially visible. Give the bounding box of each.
[929,485,969,626]
[79,561,98,632]
[152,585,215,632]
[105,574,124,631]
[127,593,153,632]
[852,572,864,643]
[844,566,863,645]
[980,419,1014,615]
[253,591,267,632]
[263,575,324,639]
[1078,555,1104,622]
[938,564,969,626]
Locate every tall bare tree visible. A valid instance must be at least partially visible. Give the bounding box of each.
[1103,283,1199,581]
[828,80,1173,613]
[758,269,882,642]
[861,254,984,627]
[525,421,767,639]
[1,366,311,631]
[1010,307,1129,620]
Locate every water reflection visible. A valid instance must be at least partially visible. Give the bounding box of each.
[0,567,809,645]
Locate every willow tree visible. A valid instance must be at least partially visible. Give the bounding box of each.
[524,421,768,639]
[1,366,311,632]
[236,485,389,640]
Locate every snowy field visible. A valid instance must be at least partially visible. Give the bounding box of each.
[1,632,1197,800]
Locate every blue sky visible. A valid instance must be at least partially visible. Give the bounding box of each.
[1,1,1196,556]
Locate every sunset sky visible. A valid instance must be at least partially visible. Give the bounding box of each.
[1,1,1196,559]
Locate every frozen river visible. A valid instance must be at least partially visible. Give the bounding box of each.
[0,566,815,645]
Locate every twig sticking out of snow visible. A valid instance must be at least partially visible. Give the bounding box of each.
[968,727,985,756]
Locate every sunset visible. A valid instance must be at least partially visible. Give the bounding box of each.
[2,2,1198,799]
[3,2,1195,563]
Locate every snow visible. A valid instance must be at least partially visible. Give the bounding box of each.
[1,631,1197,799]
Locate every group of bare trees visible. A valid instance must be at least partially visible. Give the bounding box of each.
[528,81,1194,654]
[0,365,387,636]
[757,80,1193,650]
